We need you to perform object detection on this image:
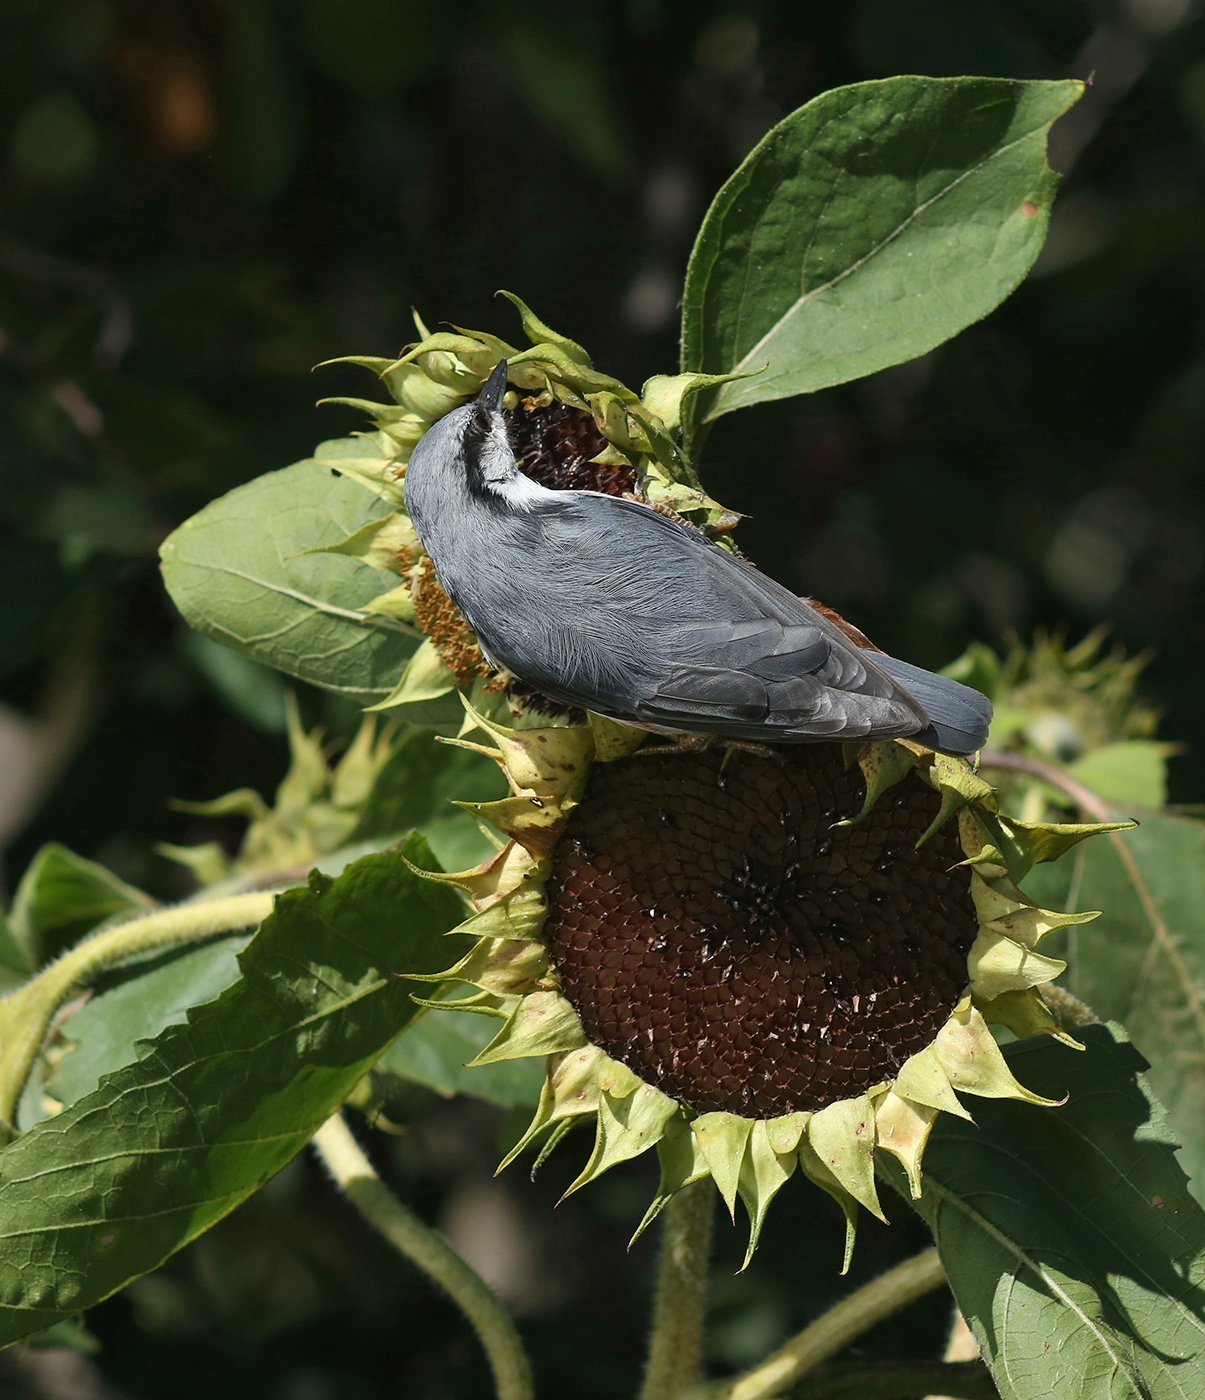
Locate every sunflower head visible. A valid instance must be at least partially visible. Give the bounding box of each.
[314,301,1127,1265]
[408,700,1126,1269]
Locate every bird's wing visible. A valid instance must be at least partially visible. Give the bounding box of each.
[540,496,930,741]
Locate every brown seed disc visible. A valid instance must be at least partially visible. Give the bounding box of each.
[543,745,977,1116]
[503,398,634,496]
[410,556,492,687]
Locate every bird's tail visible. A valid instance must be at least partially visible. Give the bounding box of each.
[873,654,993,756]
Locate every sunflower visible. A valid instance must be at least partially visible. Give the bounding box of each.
[322,300,1122,1266]
[403,702,1115,1267]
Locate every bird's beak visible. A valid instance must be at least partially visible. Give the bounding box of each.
[476,359,509,414]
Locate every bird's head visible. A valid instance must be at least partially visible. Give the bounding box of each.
[403,352,554,537]
[403,357,526,526]
[463,359,517,489]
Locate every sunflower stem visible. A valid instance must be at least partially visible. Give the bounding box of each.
[977,749,1111,819]
[312,1112,534,1400]
[1039,982,1100,1029]
[699,1246,946,1400]
[640,1179,716,1400]
[0,889,276,1134]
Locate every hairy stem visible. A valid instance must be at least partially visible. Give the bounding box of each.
[977,749,1111,820]
[701,1247,947,1400]
[0,890,276,1132]
[640,1180,716,1400]
[312,1112,533,1400]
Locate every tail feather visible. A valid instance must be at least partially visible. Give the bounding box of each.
[873,654,993,756]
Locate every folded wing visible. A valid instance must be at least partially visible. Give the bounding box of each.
[555,498,932,742]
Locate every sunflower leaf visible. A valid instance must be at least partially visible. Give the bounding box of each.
[43,936,250,1119]
[893,1024,1205,1400]
[1024,811,1205,1206]
[159,446,418,707]
[0,840,466,1348]
[680,76,1081,445]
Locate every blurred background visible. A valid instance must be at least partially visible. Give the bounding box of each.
[1,0,1202,1395]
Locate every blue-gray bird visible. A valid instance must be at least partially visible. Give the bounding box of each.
[403,360,992,755]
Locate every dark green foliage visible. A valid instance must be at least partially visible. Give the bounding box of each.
[907,1025,1205,1399]
[1026,812,1205,1206]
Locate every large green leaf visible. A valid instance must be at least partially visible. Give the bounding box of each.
[1025,812,1205,1206]
[902,1025,1205,1399]
[37,735,508,1123]
[680,77,1081,441]
[40,733,509,1122]
[159,442,417,706]
[0,838,467,1348]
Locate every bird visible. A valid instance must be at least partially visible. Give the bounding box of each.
[402,360,992,756]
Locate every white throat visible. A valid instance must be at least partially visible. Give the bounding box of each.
[477,413,556,510]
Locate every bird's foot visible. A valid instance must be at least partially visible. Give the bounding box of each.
[632,733,782,766]
[630,732,715,759]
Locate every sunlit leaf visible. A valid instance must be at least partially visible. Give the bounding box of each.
[897,1024,1205,1400]
[44,937,249,1116]
[159,445,417,707]
[681,77,1081,443]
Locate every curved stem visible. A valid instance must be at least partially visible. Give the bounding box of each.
[977,749,1111,820]
[1038,982,1100,1029]
[701,1247,946,1400]
[640,1179,716,1400]
[312,1112,534,1400]
[0,890,276,1131]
